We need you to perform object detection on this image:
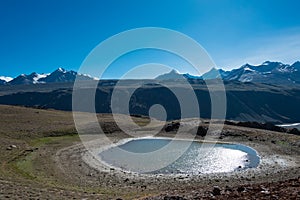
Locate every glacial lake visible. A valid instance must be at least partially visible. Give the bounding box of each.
[99,138,260,174]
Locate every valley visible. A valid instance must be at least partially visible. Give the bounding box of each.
[0,80,299,123]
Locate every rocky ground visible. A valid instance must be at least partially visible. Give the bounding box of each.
[144,177,300,199]
[0,105,299,199]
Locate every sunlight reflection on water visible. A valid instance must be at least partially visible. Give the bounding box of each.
[99,138,260,174]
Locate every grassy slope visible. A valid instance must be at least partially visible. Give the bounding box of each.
[0,105,76,180]
[0,105,153,199]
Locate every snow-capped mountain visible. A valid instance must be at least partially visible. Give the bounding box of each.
[0,76,13,85]
[8,72,47,85]
[225,61,300,84]
[3,68,96,85]
[155,61,300,84]
[38,68,93,83]
[1,61,300,85]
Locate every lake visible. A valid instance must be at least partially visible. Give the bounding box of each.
[99,138,260,174]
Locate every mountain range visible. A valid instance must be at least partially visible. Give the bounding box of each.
[1,61,300,85]
[0,68,96,85]
[156,61,300,84]
[0,62,300,123]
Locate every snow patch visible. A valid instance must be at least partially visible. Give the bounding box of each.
[58,67,67,73]
[0,76,13,82]
[277,67,290,73]
[78,73,99,80]
[239,75,253,82]
[33,73,49,84]
[244,67,255,72]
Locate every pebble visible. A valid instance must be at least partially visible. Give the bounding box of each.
[212,186,221,196]
[6,147,12,151]
[141,185,147,189]
[261,190,270,195]
[237,186,245,192]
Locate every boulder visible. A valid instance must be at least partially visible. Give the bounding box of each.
[196,126,208,136]
[165,122,180,132]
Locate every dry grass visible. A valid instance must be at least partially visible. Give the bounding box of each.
[0,105,154,199]
[0,105,76,139]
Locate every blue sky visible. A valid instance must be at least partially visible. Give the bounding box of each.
[0,0,300,78]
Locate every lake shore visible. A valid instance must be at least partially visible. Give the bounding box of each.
[55,123,300,199]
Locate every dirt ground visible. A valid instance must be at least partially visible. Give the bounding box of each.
[0,105,299,199]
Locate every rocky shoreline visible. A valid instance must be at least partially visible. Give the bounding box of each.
[54,122,300,199]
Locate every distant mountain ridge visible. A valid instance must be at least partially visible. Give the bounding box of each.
[155,61,300,85]
[224,61,300,84]
[1,61,300,85]
[0,68,96,85]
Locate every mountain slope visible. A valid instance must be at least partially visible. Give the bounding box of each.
[0,79,6,85]
[8,73,47,85]
[0,82,299,123]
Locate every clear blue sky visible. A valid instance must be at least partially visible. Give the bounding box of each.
[1,0,300,78]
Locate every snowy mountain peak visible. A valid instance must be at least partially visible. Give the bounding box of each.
[225,61,300,83]
[0,76,13,82]
[2,68,96,85]
[38,68,94,83]
[57,67,67,73]
[33,73,48,84]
